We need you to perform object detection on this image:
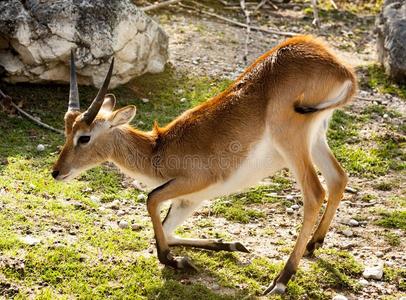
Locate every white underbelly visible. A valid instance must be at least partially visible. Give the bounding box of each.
[183,131,285,202]
[116,129,285,201]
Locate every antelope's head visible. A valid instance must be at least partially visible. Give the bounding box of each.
[52,51,136,181]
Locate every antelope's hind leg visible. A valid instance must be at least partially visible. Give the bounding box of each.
[163,199,249,253]
[264,149,326,295]
[305,136,348,256]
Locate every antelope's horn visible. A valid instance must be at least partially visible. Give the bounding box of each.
[68,50,80,112]
[82,58,115,125]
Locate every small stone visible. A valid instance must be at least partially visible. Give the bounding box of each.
[21,235,40,246]
[229,227,240,234]
[348,219,359,227]
[82,187,93,193]
[359,278,369,286]
[72,201,84,209]
[131,224,142,231]
[383,113,389,119]
[90,195,100,202]
[36,144,45,151]
[291,204,300,210]
[118,220,129,229]
[141,98,149,103]
[132,180,145,190]
[363,264,384,280]
[109,200,120,210]
[342,229,353,237]
[339,242,356,250]
[345,186,358,194]
[266,192,278,197]
[180,97,187,103]
[332,294,348,300]
[385,260,394,267]
[137,193,147,201]
[286,207,294,214]
[286,195,294,201]
[117,210,126,216]
[376,251,384,258]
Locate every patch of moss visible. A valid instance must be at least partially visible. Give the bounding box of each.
[383,266,406,291]
[360,64,406,100]
[376,210,406,231]
[384,231,401,247]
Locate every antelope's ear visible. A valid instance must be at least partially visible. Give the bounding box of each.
[101,94,116,112]
[64,110,81,135]
[109,105,136,127]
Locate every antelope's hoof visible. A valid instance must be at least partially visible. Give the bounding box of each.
[304,240,323,257]
[233,242,250,253]
[263,281,286,295]
[174,256,198,271]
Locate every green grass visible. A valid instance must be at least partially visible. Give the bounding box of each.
[327,105,405,177]
[361,64,406,99]
[212,175,293,223]
[0,63,404,298]
[302,0,384,15]
[383,266,406,291]
[383,232,401,247]
[376,211,406,231]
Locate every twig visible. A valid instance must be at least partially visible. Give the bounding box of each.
[355,96,373,101]
[311,0,320,27]
[240,0,251,65]
[216,0,228,5]
[330,0,338,10]
[142,0,182,11]
[266,0,279,10]
[0,89,64,135]
[180,2,298,37]
[255,0,267,11]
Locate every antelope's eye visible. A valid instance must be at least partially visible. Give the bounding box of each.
[78,136,91,144]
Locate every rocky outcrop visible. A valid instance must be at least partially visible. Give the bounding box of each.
[0,0,168,88]
[376,0,406,83]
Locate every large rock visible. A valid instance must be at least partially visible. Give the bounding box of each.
[0,0,168,88]
[376,0,406,83]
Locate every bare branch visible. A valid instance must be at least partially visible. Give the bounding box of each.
[311,0,320,27]
[330,0,338,10]
[180,2,298,37]
[142,0,182,12]
[0,89,64,135]
[255,0,268,11]
[240,0,251,65]
[266,0,279,11]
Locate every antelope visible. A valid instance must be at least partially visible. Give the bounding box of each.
[52,35,356,295]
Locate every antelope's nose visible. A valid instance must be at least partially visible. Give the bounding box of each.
[52,170,60,179]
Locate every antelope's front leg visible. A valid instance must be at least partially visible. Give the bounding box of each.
[147,178,203,270]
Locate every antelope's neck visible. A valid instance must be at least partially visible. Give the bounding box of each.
[109,126,164,188]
